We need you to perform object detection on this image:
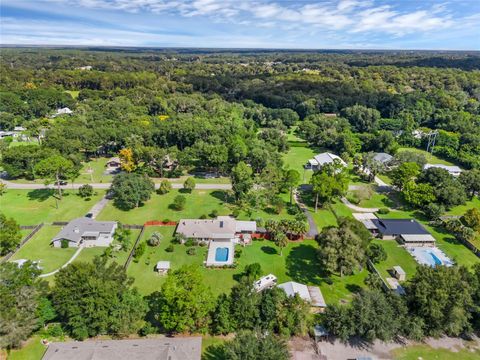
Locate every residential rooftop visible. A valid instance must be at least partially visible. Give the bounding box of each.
[371,219,430,236]
[52,218,116,244]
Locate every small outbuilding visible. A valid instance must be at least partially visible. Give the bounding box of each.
[155,261,171,275]
[106,157,121,168]
[392,265,406,281]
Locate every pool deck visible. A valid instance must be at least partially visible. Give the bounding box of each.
[206,240,234,266]
[407,246,453,267]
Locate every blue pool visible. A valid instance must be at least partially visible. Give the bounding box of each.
[215,247,229,262]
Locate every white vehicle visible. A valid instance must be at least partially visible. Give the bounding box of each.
[253,274,277,292]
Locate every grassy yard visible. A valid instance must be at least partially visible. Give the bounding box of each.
[65,90,79,99]
[127,226,365,304]
[446,197,480,216]
[77,157,114,183]
[10,225,76,274]
[282,131,319,185]
[97,189,294,224]
[396,147,455,166]
[373,239,418,282]
[5,336,47,360]
[1,189,105,225]
[391,344,480,360]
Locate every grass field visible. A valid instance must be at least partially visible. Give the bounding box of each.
[397,147,456,166]
[77,157,114,183]
[97,190,294,224]
[391,344,480,360]
[5,336,47,360]
[127,226,365,304]
[373,239,418,282]
[283,130,319,185]
[1,190,105,225]
[446,197,480,216]
[10,225,76,274]
[65,90,79,99]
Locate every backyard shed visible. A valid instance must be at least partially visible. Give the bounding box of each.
[155,261,171,275]
[392,265,406,281]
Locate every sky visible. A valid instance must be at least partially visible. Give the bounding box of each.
[1,0,479,50]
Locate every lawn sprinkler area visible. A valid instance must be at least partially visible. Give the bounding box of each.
[408,247,454,267]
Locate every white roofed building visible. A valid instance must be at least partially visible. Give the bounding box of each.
[306,152,347,170]
[176,216,256,242]
[424,164,462,177]
[278,281,326,308]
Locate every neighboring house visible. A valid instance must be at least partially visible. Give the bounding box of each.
[106,157,121,168]
[371,218,435,245]
[155,261,170,275]
[306,152,347,170]
[372,152,393,166]
[76,65,93,70]
[42,337,202,360]
[0,131,14,139]
[278,281,326,309]
[352,213,378,231]
[176,216,256,242]
[51,107,73,118]
[51,218,117,248]
[13,126,26,132]
[424,163,462,177]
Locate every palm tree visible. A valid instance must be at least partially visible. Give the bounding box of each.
[274,231,288,256]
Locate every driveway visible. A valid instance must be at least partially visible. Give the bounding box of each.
[341,197,379,212]
[88,196,110,219]
[294,189,318,238]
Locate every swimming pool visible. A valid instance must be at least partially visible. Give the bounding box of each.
[408,247,453,267]
[215,247,229,262]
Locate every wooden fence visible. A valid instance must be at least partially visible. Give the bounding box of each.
[1,223,44,263]
[123,225,145,270]
[144,220,177,226]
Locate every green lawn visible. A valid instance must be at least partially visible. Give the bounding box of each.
[282,135,319,185]
[128,226,365,304]
[376,173,392,185]
[446,197,480,216]
[65,90,79,99]
[97,190,294,225]
[0,190,105,225]
[10,225,76,274]
[397,147,455,166]
[5,336,47,360]
[373,240,418,282]
[77,157,114,183]
[391,344,480,360]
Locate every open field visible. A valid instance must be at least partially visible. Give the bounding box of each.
[373,239,418,282]
[77,157,114,183]
[97,189,295,224]
[283,130,319,184]
[10,225,76,274]
[391,344,480,360]
[397,147,456,166]
[0,189,105,225]
[128,226,365,303]
[446,197,480,216]
[4,335,47,360]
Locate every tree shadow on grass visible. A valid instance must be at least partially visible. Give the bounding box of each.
[27,189,55,202]
[210,190,230,204]
[345,284,363,293]
[261,246,277,255]
[203,344,227,360]
[285,243,326,285]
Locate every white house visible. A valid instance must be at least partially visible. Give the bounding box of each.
[278,281,326,308]
[51,218,117,248]
[306,152,347,170]
[52,107,73,118]
[423,163,462,177]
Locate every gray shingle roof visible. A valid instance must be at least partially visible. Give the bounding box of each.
[52,218,116,244]
[373,152,393,164]
[42,337,202,360]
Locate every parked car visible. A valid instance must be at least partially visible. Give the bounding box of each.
[54,180,68,186]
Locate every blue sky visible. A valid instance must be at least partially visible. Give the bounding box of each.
[1,0,479,49]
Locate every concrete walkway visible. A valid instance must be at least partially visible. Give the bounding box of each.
[0,179,231,190]
[39,247,83,278]
[341,197,379,213]
[294,189,318,238]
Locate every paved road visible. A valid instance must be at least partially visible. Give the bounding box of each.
[0,180,231,190]
[39,247,83,278]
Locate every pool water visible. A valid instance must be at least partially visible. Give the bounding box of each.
[215,247,229,262]
[408,247,453,267]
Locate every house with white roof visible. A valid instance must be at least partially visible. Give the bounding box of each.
[175,216,256,242]
[51,217,117,248]
[51,107,73,118]
[423,163,462,177]
[278,281,326,308]
[306,152,347,170]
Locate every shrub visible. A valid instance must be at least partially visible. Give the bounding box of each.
[172,233,187,244]
[271,196,285,214]
[324,278,334,285]
[287,204,301,215]
[45,324,64,337]
[185,238,197,247]
[346,193,360,204]
[377,207,390,214]
[147,232,163,246]
[162,218,171,223]
[243,263,262,279]
[134,241,146,260]
[366,243,387,263]
[60,239,69,249]
[232,208,240,218]
[78,184,94,198]
[200,214,207,219]
[157,180,172,195]
[235,248,242,258]
[183,177,196,192]
[210,209,219,218]
[172,195,186,210]
[139,323,156,336]
[165,245,174,252]
[424,203,445,221]
[187,247,196,256]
